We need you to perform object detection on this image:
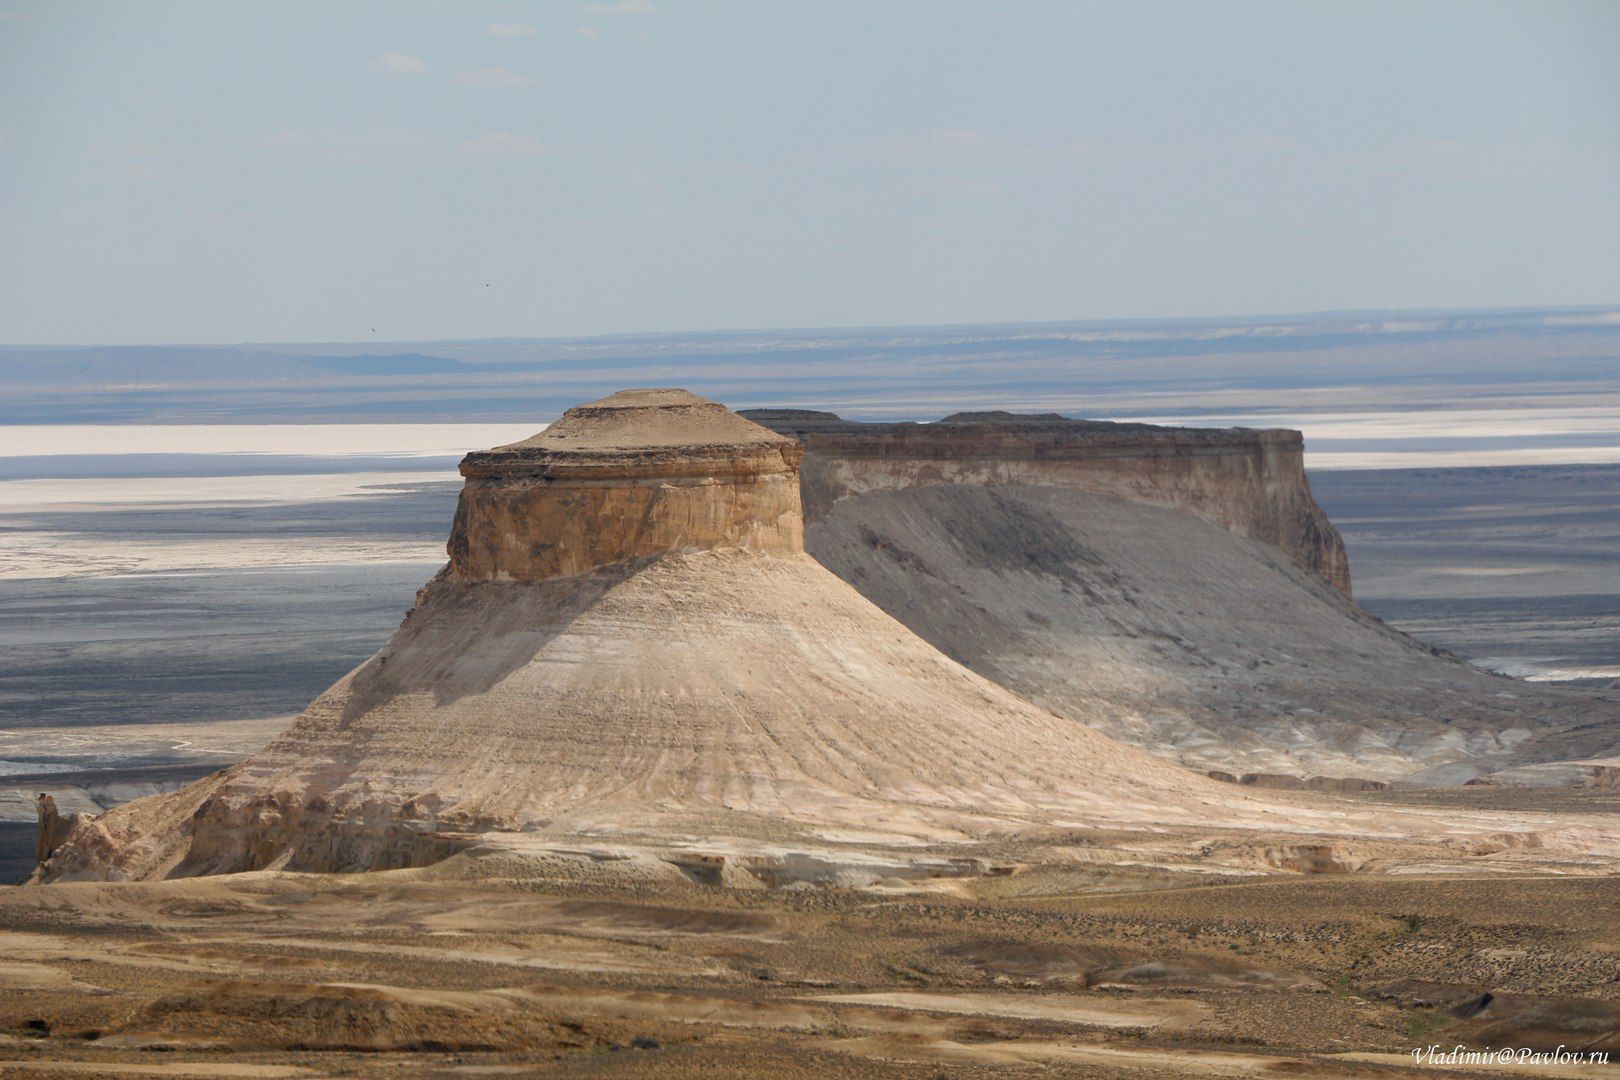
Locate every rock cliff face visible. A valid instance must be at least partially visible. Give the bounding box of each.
[451,389,803,583]
[743,410,1351,596]
[34,794,73,865]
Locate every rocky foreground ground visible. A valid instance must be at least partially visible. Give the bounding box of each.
[3,798,1620,1077]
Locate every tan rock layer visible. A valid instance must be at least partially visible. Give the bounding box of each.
[449,445,804,584]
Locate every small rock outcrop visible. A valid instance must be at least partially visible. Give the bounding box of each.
[34,793,72,865]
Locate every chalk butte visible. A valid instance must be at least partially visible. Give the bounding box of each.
[745,409,1620,785]
[34,391,1620,884]
[25,392,1225,881]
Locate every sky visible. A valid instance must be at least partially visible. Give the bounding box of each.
[1,0,1617,345]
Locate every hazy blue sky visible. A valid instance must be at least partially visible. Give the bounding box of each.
[2,0,1617,344]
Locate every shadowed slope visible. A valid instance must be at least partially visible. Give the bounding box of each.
[806,484,1620,783]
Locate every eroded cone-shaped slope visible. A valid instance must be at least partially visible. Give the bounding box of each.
[74,549,1292,880]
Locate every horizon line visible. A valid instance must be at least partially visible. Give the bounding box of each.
[5,301,1619,352]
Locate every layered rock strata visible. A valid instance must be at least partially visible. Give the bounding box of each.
[451,388,803,582]
[744,410,1351,595]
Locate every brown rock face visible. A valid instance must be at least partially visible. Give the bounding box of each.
[743,409,1351,596]
[450,389,804,582]
[34,793,72,865]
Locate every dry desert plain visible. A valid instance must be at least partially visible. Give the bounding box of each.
[3,819,1620,1077]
